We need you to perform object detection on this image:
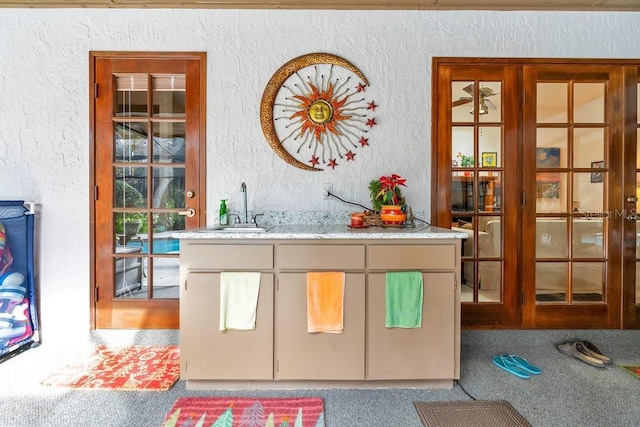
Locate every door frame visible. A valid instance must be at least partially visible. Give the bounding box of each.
[89,51,206,329]
[623,66,639,328]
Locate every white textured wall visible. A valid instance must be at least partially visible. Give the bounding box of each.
[0,9,639,341]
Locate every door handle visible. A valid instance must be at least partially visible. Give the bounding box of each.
[178,208,196,218]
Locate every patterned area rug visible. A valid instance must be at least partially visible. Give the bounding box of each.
[414,400,531,427]
[619,365,640,379]
[163,397,325,427]
[40,345,179,390]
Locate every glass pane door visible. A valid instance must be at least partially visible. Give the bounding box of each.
[113,73,186,300]
[92,52,205,329]
[451,81,504,304]
[534,82,607,303]
[523,65,622,329]
[435,63,518,327]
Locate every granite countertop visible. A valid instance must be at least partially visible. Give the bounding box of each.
[174,224,467,240]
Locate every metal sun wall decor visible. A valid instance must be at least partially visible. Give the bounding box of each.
[260,53,378,171]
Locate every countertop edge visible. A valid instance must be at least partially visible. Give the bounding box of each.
[173,225,468,240]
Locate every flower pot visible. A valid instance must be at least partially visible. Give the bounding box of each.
[124,221,142,237]
[379,205,407,225]
[350,212,366,227]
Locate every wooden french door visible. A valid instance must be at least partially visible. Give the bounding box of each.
[432,63,520,327]
[434,58,640,329]
[90,52,206,329]
[521,65,624,328]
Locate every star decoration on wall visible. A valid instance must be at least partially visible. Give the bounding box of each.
[264,53,379,171]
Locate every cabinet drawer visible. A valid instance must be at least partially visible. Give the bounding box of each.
[278,244,365,270]
[183,244,273,270]
[368,244,455,270]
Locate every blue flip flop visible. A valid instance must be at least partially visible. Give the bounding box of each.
[506,354,541,375]
[492,355,530,379]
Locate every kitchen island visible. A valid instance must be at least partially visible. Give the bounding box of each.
[176,224,466,390]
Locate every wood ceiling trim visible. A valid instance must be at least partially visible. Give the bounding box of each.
[0,0,638,10]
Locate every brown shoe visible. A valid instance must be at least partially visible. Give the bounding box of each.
[557,342,606,368]
[581,340,613,365]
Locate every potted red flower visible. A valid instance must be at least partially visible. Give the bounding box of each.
[368,174,407,225]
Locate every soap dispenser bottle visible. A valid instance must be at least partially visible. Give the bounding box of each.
[219,199,229,226]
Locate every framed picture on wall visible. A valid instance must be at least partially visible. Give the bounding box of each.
[591,161,604,183]
[536,181,560,199]
[536,147,561,199]
[481,152,497,167]
[536,147,560,168]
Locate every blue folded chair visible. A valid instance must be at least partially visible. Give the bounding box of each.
[0,200,40,362]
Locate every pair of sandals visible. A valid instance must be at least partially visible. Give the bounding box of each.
[557,340,612,368]
[492,354,542,379]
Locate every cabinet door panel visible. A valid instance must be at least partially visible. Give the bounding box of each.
[275,273,365,380]
[181,272,274,379]
[367,272,455,379]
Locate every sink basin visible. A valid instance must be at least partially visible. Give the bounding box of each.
[204,224,273,233]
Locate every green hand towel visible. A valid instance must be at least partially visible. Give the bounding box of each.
[385,271,423,328]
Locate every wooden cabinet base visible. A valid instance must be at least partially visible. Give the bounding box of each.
[179,238,461,388]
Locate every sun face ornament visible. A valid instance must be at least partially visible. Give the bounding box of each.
[260,53,377,171]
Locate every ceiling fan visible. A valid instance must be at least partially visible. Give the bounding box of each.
[453,83,499,115]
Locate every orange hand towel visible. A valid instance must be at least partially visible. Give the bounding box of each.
[307,272,345,334]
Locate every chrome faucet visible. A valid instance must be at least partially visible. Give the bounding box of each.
[240,182,248,223]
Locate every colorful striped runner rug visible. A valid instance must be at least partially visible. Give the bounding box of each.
[163,397,325,427]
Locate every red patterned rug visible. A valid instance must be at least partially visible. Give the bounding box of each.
[163,397,325,427]
[620,365,640,379]
[41,345,179,390]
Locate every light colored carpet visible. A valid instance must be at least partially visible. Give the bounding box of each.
[0,329,639,426]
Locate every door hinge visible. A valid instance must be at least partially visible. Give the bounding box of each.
[94,287,98,302]
[276,360,279,372]
[184,280,187,291]
[521,191,526,206]
[521,291,526,304]
[94,186,98,201]
[276,278,279,292]
[94,83,99,99]
[454,279,457,290]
